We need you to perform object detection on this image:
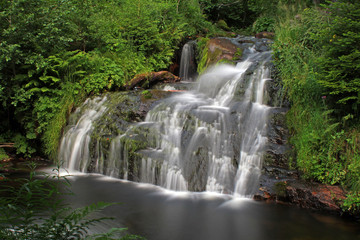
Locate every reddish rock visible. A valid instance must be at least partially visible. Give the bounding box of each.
[169,63,180,75]
[207,38,239,63]
[126,71,180,90]
[285,182,346,212]
[254,180,347,214]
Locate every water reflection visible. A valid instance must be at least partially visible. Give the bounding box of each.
[62,173,360,240]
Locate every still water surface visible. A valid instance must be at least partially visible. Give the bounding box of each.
[60,172,360,240]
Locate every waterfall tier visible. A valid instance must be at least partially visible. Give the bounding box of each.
[179,41,197,81]
[59,37,275,197]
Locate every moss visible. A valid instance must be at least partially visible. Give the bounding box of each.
[196,38,210,74]
[216,19,230,31]
[217,58,234,65]
[274,181,288,198]
[233,48,243,61]
[0,148,9,161]
[44,90,85,161]
[141,90,152,99]
[197,46,210,74]
[197,38,241,74]
[197,42,225,74]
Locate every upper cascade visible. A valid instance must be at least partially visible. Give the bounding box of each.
[179,41,197,81]
[58,37,274,197]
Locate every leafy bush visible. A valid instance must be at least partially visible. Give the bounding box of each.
[0,0,215,159]
[216,20,230,31]
[252,16,275,33]
[273,0,360,214]
[199,0,257,28]
[342,191,360,214]
[309,1,360,117]
[0,149,8,161]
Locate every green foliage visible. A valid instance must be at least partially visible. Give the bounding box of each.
[310,1,360,116]
[342,191,360,214]
[0,149,8,161]
[216,19,230,31]
[12,134,36,157]
[88,228,145,240]
[196,38,211,74]
[233,48,243,61]
[0,0,213,159]
[198,0,314,30]
[0,164,142,239]
[199,0,256,28]
[141,90,152,99]
[273,0,360,214]
[252,16,275,33]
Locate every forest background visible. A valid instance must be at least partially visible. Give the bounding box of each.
[1,0,360,213]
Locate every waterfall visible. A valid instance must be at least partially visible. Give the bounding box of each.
[58,96,107,172]
[179,41,197,81]
[59,40,273,197]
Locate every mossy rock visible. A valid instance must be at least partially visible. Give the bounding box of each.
[274,181,288,198]
[216,19,230,31]
[197,37,243,74]
[126,71,180,90]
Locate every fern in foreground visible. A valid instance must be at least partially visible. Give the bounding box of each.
[0,163,144,240]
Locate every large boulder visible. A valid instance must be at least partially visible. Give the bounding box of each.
[207,38,240,63]
[197,37,243,74]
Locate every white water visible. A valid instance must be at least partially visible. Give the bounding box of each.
[59,43,273,197]
[137,51,272,196]
[58,96,107,172]
[179,41,196,81]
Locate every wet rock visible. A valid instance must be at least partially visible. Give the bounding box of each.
[254,39,272,52]
[197,37,243,74]
[265,108,291,169]
[255,180,347,214]
[126,71,180,90]
[87,90,174,174]
[255,32,275,40]
[207,38,240,62]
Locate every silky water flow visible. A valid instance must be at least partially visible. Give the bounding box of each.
[59,44,273,198]
[57,41,360,240]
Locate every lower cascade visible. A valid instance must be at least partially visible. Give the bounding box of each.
[59,38,274,197]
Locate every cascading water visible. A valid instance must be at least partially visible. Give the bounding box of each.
[58,39,273,197]
[58,96,107,172]
[179,41,197,81]
[55,39,360,240]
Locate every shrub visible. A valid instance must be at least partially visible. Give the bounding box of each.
[252,16,275,33]
[273,0,360,214]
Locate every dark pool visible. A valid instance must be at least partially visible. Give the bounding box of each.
[57,172,360,240]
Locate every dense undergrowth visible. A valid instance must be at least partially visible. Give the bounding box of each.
[272,0,360,213]
[0,0,217,159]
